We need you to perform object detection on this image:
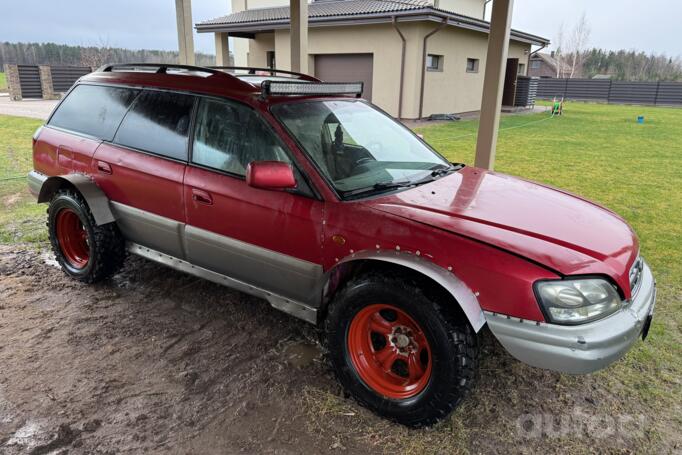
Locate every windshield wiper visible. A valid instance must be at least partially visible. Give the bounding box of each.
[429,163,464,177]
[341,180,414,197]
[341,164,465,199]
[407,163,464,186]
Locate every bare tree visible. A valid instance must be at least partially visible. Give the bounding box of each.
[552,13,591,78]
[79,37,113,69]
[567,13,591,78]
[554,23,566,78]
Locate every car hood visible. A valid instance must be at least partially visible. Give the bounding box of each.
[363,167,638,294]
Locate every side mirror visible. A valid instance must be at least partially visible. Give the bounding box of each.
[246,161,297,190]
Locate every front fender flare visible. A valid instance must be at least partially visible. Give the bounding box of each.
[36,172,115,226]
[332,250,486,332]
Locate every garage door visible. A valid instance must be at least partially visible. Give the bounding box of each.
[314,54,373,102]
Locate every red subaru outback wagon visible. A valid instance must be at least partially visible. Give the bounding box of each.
[29,64,655,427]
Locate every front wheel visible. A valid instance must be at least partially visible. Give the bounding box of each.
[324,274,478,427]
[48,189,125,283]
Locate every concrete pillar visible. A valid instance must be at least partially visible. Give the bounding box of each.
[474,0,513,170]
[4,64,21,101]
[175,0,195,65]
[39,65,59,100]
[215,32,230,66]
[290,0,308,74]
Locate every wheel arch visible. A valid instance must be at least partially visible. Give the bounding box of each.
[38,174,115,226]
[321,251,486,332]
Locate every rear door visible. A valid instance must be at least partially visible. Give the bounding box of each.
[92,89,195,258]
[183,96,324,303]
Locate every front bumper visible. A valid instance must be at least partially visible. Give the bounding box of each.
[486,260,656,374]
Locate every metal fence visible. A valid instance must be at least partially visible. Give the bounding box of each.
[4,64,91,101]
[515,76,539,107]
[17,65,43,98]
[536,78,682,105]
[51,66,91,92]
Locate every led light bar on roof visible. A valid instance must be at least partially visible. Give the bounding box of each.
[261,80,363,98]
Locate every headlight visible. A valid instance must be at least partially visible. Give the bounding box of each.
[535,278,622,325]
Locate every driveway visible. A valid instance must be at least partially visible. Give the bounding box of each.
[0,95,57,120]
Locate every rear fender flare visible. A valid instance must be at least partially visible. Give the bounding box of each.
[328,250,486,332]
[38,174,115,226]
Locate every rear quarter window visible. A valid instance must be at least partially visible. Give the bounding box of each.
[114,90,195,161]
[48,84,139,140]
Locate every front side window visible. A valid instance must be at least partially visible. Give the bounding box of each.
[49,84,139,140]
[272,100,451,198]
[192,97,291,175]
[114,90,194,161]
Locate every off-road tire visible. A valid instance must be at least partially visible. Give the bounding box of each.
[48,189,125,283]
[324,274,478,427]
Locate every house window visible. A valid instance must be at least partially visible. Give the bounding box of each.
[466,58,479,73]
[531,60,541,69]
[266,51,276,69]
[518,63,526,75]
[426,54,443,71]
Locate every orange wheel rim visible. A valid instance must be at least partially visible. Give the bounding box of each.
[56,208,90,269]
[347,304,432,399]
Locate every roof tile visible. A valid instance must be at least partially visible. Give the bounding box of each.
[199,0,431,25]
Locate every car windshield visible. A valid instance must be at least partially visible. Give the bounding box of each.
[271,100,453,198]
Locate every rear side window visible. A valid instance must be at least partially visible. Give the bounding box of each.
[114,90,195,161]
[48,84,138,140]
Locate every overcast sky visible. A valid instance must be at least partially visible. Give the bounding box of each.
[2,0,680,57]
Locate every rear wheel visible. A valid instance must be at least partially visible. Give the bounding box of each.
[325,274,478,427]
[48,190,125,283]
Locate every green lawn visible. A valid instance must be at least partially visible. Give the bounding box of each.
[414,102,681,448]
[1,104,681,452]
[0,114,45,243]
[0,72,7,91]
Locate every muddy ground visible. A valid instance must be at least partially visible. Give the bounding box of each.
[0,245,678,454]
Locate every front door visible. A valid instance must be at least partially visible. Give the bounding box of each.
[502,58,519,106]
[183,96,324,303]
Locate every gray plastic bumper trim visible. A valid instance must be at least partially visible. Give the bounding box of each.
[27,170,47,198]
[486,260,656,374]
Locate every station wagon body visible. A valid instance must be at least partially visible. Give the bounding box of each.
[28,64,656,426]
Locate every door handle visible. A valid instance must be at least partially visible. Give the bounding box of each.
[191,188,213,205]
[96,161,112,175]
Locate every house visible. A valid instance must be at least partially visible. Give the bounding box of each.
[196,0,549,119]
[528,51,568,78]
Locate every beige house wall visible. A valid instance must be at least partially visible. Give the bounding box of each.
[268,23,417,117]
[249,33,276,67]
[248,22,531,119]
[433,0,485,19]
[228,0,488,67]
[422,26,530,116]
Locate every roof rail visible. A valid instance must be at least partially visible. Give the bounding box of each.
[210,66,319,82]
[96,63,230,78]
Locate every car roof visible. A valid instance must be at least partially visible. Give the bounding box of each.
[78,64,361,103]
